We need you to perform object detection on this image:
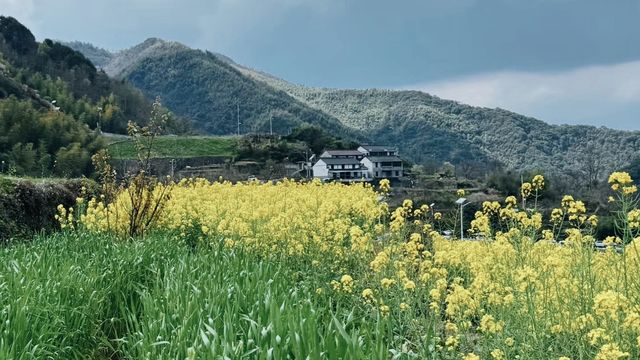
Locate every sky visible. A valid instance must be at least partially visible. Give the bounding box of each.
[2,0,640,130]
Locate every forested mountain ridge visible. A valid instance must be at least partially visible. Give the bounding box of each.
[69,37,640,180]
[233,56,640,180]
[68,38,362,139]
[61,41,114,69]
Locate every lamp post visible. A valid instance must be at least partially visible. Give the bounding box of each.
[455,198,470,240]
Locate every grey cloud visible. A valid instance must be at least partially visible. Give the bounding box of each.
[406,61,640,130]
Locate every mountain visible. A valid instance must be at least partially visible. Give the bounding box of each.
[61,41,114,69]
[0,16,188,177]
[0,16,168,134]
[233,63,640,179]
[67,38,360,140]
[69,38,640,180]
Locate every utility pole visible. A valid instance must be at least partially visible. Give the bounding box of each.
[237,103,240,136]
[455,198,469,240]
[460,206,464,240]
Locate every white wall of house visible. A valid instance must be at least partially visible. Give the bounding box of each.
[312,159,329,178]
[360,157,375,178]
[360,157,403,179]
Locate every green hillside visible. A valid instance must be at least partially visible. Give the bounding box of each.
[0,17,194,177]
[74,38,361,141]
[108,136,237,159]
[236,63,640,179]
[69,38,640,180]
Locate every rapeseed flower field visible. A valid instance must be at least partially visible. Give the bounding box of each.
[3,173,640,358]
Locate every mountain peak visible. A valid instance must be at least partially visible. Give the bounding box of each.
[79,38,190,77]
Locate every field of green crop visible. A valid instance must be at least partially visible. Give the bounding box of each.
[0,232,396,359]
[107,136,238,159]
[5,173,640,359]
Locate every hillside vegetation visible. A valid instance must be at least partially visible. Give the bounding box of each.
[0,17,190,177]
[238,66,640,180]
[69,38,640,181]
[73,39,360,140]
[108,136,238,159]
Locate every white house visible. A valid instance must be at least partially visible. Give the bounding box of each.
[312,158,368,181]
[313,145,403,181]
[360,155,403,179]
[357,145,403,179]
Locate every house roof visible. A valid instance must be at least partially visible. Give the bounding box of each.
[364,156,403,163]
[315,157,363,165]
[322,150,364,156]
[359,145,398,152]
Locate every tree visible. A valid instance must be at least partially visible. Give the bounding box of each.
[8,143,36,174]
[55,143,90,177]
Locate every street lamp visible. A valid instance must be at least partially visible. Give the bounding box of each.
[455,197,470,240]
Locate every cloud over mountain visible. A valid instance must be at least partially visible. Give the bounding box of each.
[407,61,640,130]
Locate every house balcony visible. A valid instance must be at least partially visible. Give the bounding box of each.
[329,170,368,181]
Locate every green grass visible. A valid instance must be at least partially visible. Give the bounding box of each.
[0,232,400,359]
[106,136,238,159]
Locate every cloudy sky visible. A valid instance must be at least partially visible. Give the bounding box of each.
[2,0,639,130]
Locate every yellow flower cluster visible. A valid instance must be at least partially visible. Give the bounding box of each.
[628,209,640,229]
[609,172,634,193]
[74,178,387,268]
[54,204,75,229]
[532,174,545,190]
[57,172,640,358]
[521,182,532,199]
[379,178,391,193]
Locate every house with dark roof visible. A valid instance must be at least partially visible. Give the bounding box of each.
[357,145,398,157]
[360,155,403,179]
[312,145,403,181]
[312,157,368,181]
[319,150,364,160]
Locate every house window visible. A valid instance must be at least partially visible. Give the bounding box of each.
[375,171,379,177]
[395,171,399,177]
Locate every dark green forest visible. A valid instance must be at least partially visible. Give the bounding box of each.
[0,97,101,177]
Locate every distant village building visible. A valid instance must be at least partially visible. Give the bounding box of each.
[312,158,367,181]
[312,145,403,182]
[319,150,364,160]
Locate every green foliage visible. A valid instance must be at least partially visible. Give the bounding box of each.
[61,41,113,68]
[286,124,359,155]
[0,98,102,176]
[0,17,194,178]
[0,232,393,359]
[625,157,640,184]
[235,135,308,163]
[108,136,238,159]
[0,16,191,135]
[0,16,36,56]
